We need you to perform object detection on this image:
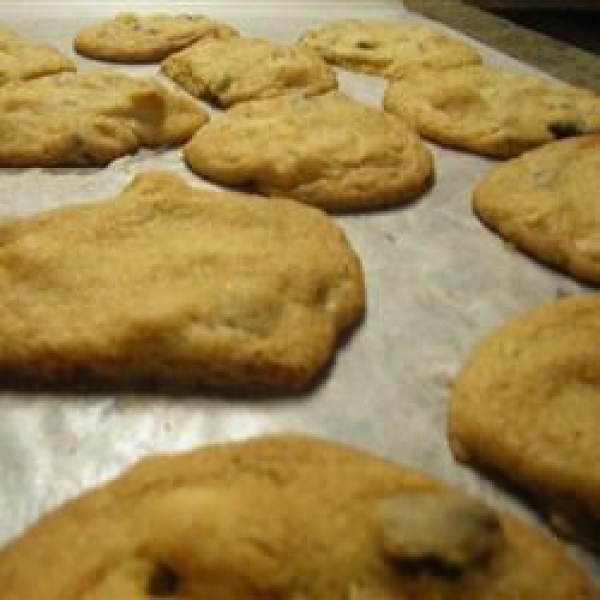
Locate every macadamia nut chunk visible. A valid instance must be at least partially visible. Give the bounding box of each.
[377,493,504,576]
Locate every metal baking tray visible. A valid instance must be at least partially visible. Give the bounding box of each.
[0,0,597,581]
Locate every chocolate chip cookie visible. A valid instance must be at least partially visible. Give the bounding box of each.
[0,25,75,84]
[0,71,207,166]
[184,91,434,212]
[74,13,237,63]
[473,134,600,283]
[300,20,481,78]
[384,65,600,157]
[162,37,337,107]
[0,435,594,599]
[0,172,364,392]
[449,296,600,546]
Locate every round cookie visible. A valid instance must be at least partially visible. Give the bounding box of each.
[473,134,600,284]
[300,19,481,78]
[0,71,207,167]
[448,296,600,546]
[162,37,337,107]
[384,65,600,157]
[0,25,75,84]
[74,13,237,63]
[473,134,600,283]
[184,91,434,212]
[0,171,364,392]
[0,434,595,600]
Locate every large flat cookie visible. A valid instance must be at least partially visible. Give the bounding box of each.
[473,134,600,284]
[74,13,237,63]
[0,434,595,599]
[300,20,481,78]
[384,65,600,157]
[0,71,207,167]
[0,171,364,392]
[0,25,75,84]
[162,37,337,107]
[448,296,600,545]
[184,91,434,212]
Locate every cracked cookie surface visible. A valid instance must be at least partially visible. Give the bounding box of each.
[384,65,600,157]
[473,134,600,283]
[448,296,600,546]
[300,20,481,78]
[0,25,75,84]
[0,172,364,392]
[184,91,434,212]
[0,434,595,600]
[74,13,237,63]
[0,70,207,166]
[162,37,337,107]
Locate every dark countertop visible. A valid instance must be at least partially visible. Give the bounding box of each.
[404,0,600,92]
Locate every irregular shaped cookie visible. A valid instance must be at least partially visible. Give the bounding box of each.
[0,71,207,167]
[473,134,600,284]
[448,296,600,546]
[0,435,595,600]
[184,91,434,212]
[74,13,237,63]
[384,65,600,157]
[0,25,75,84]
[0,171,364,392]
[162,37,337,107]
[300,20,481,78]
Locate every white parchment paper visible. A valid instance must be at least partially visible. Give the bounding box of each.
[0,0,597,581]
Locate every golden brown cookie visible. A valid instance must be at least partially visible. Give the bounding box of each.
[162,37,337,107]
[448,296,600,546]
[0,25,75,84]
[473,134,600,284]
[184,91,434,212]
[74,13,237,63]
[0,434,596,600]
[384,65,600,157]
[0,71,207,167]
[300,20,481,78]
[0,171,364,392]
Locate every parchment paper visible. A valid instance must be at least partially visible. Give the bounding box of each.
[0,0,597,581]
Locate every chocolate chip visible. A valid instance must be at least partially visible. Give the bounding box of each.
[147,563,180,597]
[392,555,462,580]
[356,40,378,50]
[555,287,572,299]
[548,121,583,139]
[213,75,232,94]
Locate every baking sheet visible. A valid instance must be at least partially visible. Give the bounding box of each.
[0,0,597,581]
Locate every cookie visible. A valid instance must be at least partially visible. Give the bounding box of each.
[448,296,600,546]
[0,71,207,167]
[473,134,600,284]
[0,171,364,392]
[184,91,434,212]
[0,25,75,84]
[384,65,600,157]
[74,13,237,63]
[0,434,595,600]
[300,20,481,79]
[162,37,337,107]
